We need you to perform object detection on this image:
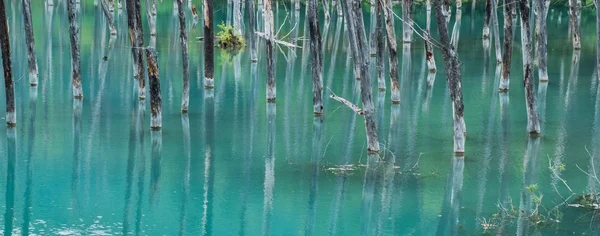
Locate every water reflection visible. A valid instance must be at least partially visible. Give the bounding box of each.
[150,129,162,204]
[263,103,276,236]
[306,117,323,235]
[135,102,147,235]
[516,137,542,236]
[360,155,382,236]
[22,88,38,235]
[202,90,215,236]
[71,99,83,215]
[4,127,16,235]
[180,114,191,235]
[436,155,465,236]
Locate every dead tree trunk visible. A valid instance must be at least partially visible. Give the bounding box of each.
[340,0,380,154]
[450,0,462,50]
[432,0,466,154]
[233,0,243,35]
[146,48,162,129]
[101,0,117,35]
[568,0,581,50]
[499,0,513,91]
[375,0,385,91]
[126,0,146,99]
[382,0,400,102]
[22,0,38,86]
[535,0,549,82]
[176,0,190,112]
[491,0,502,63]
[0,0,15,126]
[145,0,156,36]
[402,0,413,43]
[308,0,323,115]
[425,0,437,73]
[247,0,257,62]
[204,0,215,88]
[67,0,83,99]
[483,0,491,38]
[519,0,541,135]
[264,0,276,102]
[322,0,330,21]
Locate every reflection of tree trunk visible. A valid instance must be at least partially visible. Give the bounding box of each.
[360,155,383,236]
[519,0,541,135]
[496,91,511,235]
[233,0,243,34]
[306,117,323,235]
[179,114,191,235]
[4,128,16,235]
[134,102,146,236]
[403,0,413,43]
[201,90,215,236]
[22,88,37,235]
[0,0,15,126]
[122,102,138,235]
[516,137,541,236]
[71,100,83,218]
[149,130,162,204]
[436,156,465,236]
[587,87,600,193]
[483,0,491,38]
[263,103,276,236]
[308,0,323,115]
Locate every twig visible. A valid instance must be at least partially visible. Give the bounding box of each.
[255,32,302,48]
[548,156,575,194]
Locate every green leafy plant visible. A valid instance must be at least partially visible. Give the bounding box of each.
[216,23,246,52]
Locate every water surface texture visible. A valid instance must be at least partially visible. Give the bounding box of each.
[1,2,600,235]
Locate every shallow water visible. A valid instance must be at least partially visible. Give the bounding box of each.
[0,1,599,235]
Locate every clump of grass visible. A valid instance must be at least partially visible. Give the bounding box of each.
[217,23,245,52]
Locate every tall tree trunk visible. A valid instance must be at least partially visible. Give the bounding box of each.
[483,0,491,38]
[425,0,437,73]
[101,0,117,35]
[264,0,276,102]
[432,0,466,154]
[341,0,380,153]
[247,0,257,62]
[375,0,385,91]
[22,0,38,86]
[146,48,162,129]
[383,0,401,102]
[308,0,323,115]
[519,0,541,135]
[177,0,190,112]
[204,0,214,88]
[0,0,15,126]
[403,0,413,43]
[491,0,502,63]
[145,0,156,36]
[568,0,581,49]
[67,0,83,99]
[499,0,513,91]
[535,0,549,82]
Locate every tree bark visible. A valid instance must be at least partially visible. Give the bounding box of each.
[425,0,437,73]
[341,0,380,154]
[146,48,162,129]
[126,0,146,99]
[491,0,502,63]
[264,0,276,102]
[204,0,215,88]
[308,0,323,115]
[322,0,330,21]
[101,0,117,35]
[402,0,413,43]
[499,0,513,91]
[483,0,491,39]
[568,0,581,49]
[375,0,385,91]
[432,0,466,154]
[535,0,549,82]
[67,0,83,99]
[176,0,190,112]
[382,0,401,102]
[22,0,38,86]
[519,0,541,135]
[0,0,15,125]
[247,0,257,62]
[145,0,156,36]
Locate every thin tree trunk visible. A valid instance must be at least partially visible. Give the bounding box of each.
[499,0,513,91]
[146,48,162,129]
[247,0,257,62]
[101,0,117,35]
[483,0,491,38]
[568,0,581,49]
[341,0,380,154]
[403,0,413,43]
[22,0,38,86]
[535,0,549,82]
[491,0,502,63]
[308,0,323,115]
[264,0,276,102]
[145,0,156,36]
[383,0,401,102]
[425,0,437,73]
[432,0,466,154]
[204,0,214,88]
[67,0,83,99]
[0,0,15,126]
[375,0,385,91]
[322,0,330,21]
[176,0,190,112]
[519,0,541,135]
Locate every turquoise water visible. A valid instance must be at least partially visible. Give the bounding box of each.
[1,1,600,235]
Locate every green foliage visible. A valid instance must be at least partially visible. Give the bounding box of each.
[216,23,246,52]
[526,184,538,194]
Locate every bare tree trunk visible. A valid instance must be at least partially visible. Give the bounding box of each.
[499,0,513,91]
[308,0,323,115]
[322,0,330,21]
[67,0,83,99]
[0,0,15,126]
[233,0,243,35]
[126,0,146,99]
[333,0,342,16]
[176,0,190,112]
[483,0,491,38]
[146,48,162,129]
[375,0,385,91]
[491,0,502,63]
[145,0,156,36]
[425,0,437,73]
[341,0,380,154]
[204,0,214,88]
[247,0,257,62]
[568,0,581,49]
[450,0,462,50]
[535,0,549,82]
[519,0,541,135]
[264,0,276,102]
[22,0,38,86]
[101,0,117,35]
[402,0,413,43]
[383,0,400,102]
[432,0,466,154]
[344,5,361,80]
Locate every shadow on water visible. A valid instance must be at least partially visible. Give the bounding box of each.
[436,155,465,236]
[4,127,16,235]
[202,89,215,236]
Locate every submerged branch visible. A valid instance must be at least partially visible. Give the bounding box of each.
[328,88,364,115]
[255,31,302,48]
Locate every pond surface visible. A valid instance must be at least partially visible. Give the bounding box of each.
[1,1,600,235]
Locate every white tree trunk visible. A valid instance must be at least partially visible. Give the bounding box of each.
[535,0,550,82]
[383,0,401,102]
[491,0,502,63]
[425,0,437,72]
[519,0,541,135]
[402,0,413,43]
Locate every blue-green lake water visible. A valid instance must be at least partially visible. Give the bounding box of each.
[1,1,600,235]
